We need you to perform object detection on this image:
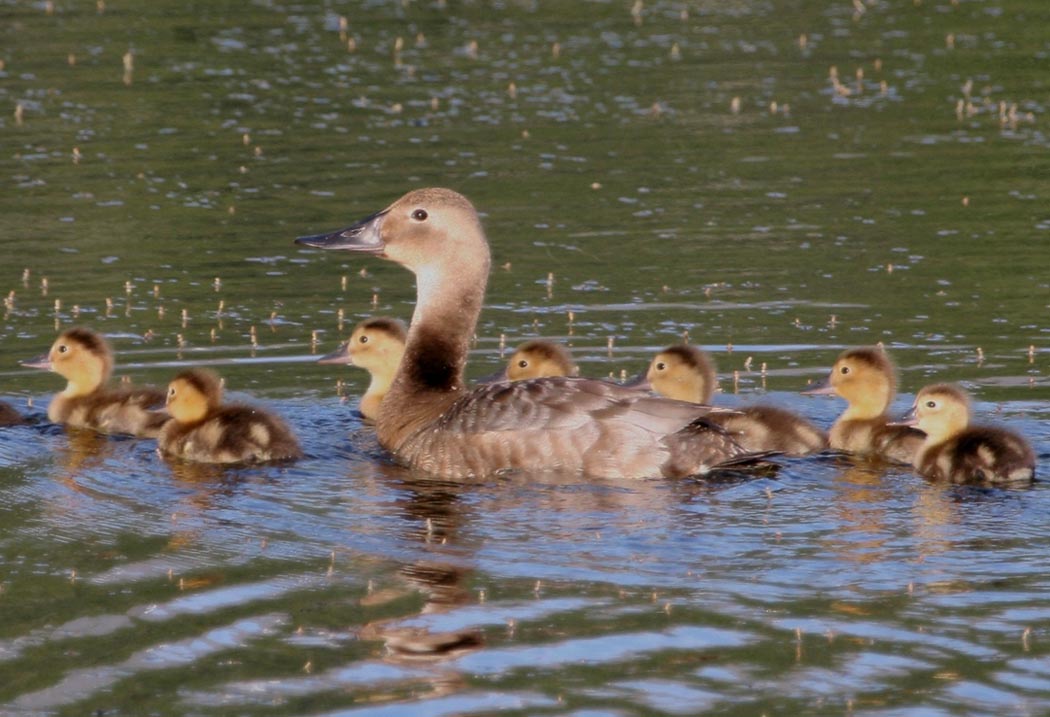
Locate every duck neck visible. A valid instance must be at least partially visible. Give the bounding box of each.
[378,258,489,444]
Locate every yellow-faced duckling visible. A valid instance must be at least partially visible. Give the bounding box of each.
[296,188,767,479]
[903,383,1035,485]
[644,345,828,456]
[21,327,167,437]
[501,339,578,381]
[317,317,407,420]
[803,346,924,463]
[159,368,302,464]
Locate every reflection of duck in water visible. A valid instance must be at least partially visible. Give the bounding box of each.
[296,187,767,479]
[804,346,924,464]
[158,368,302,464]
[641,345,827,456]
[21,327,167,437]
[901,383,1035,485]
[317,317,407,421]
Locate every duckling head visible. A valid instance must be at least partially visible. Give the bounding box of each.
[910,383,971,445]
[22,327,113,396]
[646,345,717,404]
[166,368,222,425]
[317,317,407,372]
[804,346,897,418]
[505,340,577,381]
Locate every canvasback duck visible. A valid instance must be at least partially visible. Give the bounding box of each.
[21,327,167,437]
[803,346,924,463]
[317,316,407,420]
[644,345,828,456]
[498,339,578,381]
[903,383,1035,485]
[159,368,302,464]
[296,187,767,479]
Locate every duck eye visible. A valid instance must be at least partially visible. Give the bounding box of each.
[518,359,529,368]
[925,400,936,409]
[840,366,850,375]
[411,208,428,221]
[359,335,369,344]
[656,362,666,371]
[168,387,176,398]
[58,345,68,354]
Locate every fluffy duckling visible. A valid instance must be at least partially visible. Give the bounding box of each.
[645,345,828,456]
[159,368,302,464]
[21,327,167,437]
[904,383,1035,485]
[804,346,924,463]
[296,187,768,480]
[317,317,407,420]
[502,339,578,381]
[0,400,25,426]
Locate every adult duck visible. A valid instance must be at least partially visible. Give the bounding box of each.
[902,383,1035,485]
[317,316,407,421]
[296,188,766,479]
[21,327,167,437]
[803,346,924,463]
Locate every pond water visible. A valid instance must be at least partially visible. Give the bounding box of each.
[1,0,1049,714]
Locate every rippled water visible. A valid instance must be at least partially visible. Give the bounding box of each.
[2,0,1049,714]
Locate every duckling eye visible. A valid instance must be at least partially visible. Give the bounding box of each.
[58,344,69,354]
[925,400,936,409]
[656,362,666,371]
[359,335,369,344]
[518,359,529,368]
[168,387,176,398]
[411,208,428,221]
[840,366,850,375]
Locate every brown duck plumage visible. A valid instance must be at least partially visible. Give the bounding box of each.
[296,188,766,479]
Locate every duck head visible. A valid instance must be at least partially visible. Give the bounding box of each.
[317,317,407,371]
[22,327,114,396]
[905,383,971,445]
[504,340,577,381]
[803,346,897,419]
[166,368,222,425]
[645,345,717,404]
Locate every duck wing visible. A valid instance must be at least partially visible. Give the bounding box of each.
[395,377,757,479]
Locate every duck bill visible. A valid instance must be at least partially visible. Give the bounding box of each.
[21,352,52,371]
[316,342,352,365]
[887,407,918,427]
[295,209,387,253]
[801,374,835,395]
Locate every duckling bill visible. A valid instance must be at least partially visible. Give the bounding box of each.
[296,188,771,480]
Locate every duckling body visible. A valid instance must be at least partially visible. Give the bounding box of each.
[0,400,25,426]
[317,317,407,420]
[643,345,827,456]
[296,188,765,480]
[22,327,167,437]
[908,383,1035,485]
[159,369,302,464]
[804,347,924,463]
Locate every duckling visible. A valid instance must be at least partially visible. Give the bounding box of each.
[904,383,1035,485]
[21,327,167,437]
[501,339,578,381]
[803,346,924,463]
[317,317,407,420]
[159,368,302,464]
[645,345,828,456]
[0,400,25,426]
[296,187,769,480]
